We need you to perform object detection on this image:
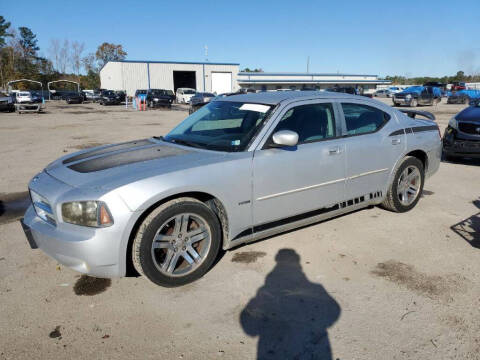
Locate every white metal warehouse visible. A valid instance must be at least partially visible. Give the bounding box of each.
[237,72,391,93]
[100,60,240,96]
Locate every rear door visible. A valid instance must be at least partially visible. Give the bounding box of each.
[340,101,405,200]
[252,100,346,226]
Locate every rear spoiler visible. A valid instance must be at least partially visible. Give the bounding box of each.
[399,109,436,121]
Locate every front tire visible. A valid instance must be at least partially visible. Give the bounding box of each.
[410,99,418,107]
[382,156,424,213]
[132,198,222,287]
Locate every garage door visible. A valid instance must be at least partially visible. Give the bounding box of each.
[211,72,232,94]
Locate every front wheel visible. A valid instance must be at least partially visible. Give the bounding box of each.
[132,198,222,287]
[381,156,424,213]
[410,99,418,107]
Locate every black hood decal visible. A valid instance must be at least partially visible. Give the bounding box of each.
[63,139,153,164]
[65,140,190,173]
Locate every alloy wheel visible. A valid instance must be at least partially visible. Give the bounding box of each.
[397,165,421,206]
[151,213,211,277]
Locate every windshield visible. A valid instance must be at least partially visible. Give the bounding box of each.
[183,89,195,94]
[164,101,273,152]
[166,90,174,95]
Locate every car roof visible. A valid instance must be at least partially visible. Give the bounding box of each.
[218,90,364,105]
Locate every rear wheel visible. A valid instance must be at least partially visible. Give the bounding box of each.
[410,99,418,107]
[132,198,222,287]
[382,156,424,213]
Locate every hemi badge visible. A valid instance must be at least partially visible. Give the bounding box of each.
[238,200,251,205]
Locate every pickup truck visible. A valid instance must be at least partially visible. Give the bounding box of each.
[447,89,480,104]
[392,86,442,107]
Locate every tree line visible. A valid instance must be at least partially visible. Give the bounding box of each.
[0,15,127,91]
[385,71,480,85]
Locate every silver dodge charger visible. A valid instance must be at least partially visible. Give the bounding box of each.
[21,91,441,287]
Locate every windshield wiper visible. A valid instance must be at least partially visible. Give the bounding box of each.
[167,137,205,149]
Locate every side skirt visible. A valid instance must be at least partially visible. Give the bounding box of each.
[225,192,383,250]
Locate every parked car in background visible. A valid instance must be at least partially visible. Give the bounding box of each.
[450,82,466,92]
[447,89,480,104]
[188,92,216,114]
[146,89,174,108]
[22,91,441,287]
[0,92,14,111]
[443,100,480,160]
[98,90,121,105]
[176,88,196,103]
[115,91,126,103]
[65,92,85,104]
[392,86,441,107]
[374,89,393,98]
[327,86,372,98]
[16,91,32,103]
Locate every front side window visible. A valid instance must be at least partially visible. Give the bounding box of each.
[341,103,390,136]
[165,101,273,152]
[273,103,336,144]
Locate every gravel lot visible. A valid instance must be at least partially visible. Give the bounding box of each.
[0,98,479,359]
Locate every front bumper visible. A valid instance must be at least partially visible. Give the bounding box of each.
[21,171,137,278]
[21,205,126,277]
[443,127,480,158]
[393,97,413,106]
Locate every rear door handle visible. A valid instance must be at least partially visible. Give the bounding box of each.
[329,146,341,155]
[391,139,401,145]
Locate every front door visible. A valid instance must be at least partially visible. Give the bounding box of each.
[252,101,346,227]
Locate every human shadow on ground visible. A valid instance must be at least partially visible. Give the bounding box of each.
[451,198,480,249]
[240,249,341,360]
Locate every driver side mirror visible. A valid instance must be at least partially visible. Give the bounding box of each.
[271,130,299,147]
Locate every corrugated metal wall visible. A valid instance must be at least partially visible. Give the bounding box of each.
[100,61,239,96]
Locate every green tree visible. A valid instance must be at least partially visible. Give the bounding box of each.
[18,27,39,58]
[0,16,12,47]
[95,42,127,67]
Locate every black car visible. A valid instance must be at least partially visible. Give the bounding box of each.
[0,92,14,112]
[115,91,126,103]
[443,101,480,160]
[447,92,472,105]
[64,92,84,104]
[146,89,174,108]
[188,92,216,114]
[98,90,121,105]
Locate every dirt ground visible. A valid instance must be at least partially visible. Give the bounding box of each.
[0,98,479,360]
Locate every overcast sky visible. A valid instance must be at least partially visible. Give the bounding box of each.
[3,0,479,77]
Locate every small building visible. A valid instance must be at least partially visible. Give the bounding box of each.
[100,60,240,96]
[237,72,391,93]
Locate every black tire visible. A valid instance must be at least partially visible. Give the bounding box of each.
[393,103,399,107]
[381,156,425,213]
[132,197,222,287]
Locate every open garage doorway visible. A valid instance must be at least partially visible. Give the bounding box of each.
[173,71,196,92]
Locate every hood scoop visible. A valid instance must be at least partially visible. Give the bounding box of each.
[64,139,190,173]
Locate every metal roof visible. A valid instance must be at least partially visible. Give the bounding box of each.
[106,60,240,66]
[238,79,391,84]
[219,91,363,105]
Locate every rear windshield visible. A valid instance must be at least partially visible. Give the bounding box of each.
[183,89,195,94]
[19,92,30,96]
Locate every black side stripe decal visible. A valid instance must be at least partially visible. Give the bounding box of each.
[411,125,438,133]
[389,126,437,136]
[389,129,405,136]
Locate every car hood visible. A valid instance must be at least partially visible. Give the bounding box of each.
[456,106,480,122]
[45,138,227,189]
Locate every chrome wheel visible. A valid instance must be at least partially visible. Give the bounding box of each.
[151,213,211,277]
[397,165,421,206]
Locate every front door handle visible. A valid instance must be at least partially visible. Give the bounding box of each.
[391,139,401,145]
[329,146,341,155]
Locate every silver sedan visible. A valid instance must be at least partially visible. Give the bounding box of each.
[22,91,441,287]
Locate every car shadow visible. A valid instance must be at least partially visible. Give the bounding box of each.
[450,199,480,249]
[441,153,480,166]
[240,249,341,359]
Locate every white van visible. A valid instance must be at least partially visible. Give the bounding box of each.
[176,88,196,104]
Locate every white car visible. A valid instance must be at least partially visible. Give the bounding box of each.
[176,88,196,104]
[16,91,32,103]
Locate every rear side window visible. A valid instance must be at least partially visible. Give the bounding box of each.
[341,103,390,136]
[274,103,336,144]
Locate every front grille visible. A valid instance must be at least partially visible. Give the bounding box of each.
[458,122,480,135]
[394,94,406,99]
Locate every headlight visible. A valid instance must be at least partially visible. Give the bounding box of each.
[448,116,458,129]
[30,190,56,225]
[406,94,412,99]
[62,201,113,227]
[154,98,159,101]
